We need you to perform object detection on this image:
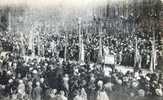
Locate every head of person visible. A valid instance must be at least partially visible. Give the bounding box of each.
[40,77,44,83]
[97,80,103,89]
[51,89,57,95]
[19,80,23,84]
[138,89,145,97]
[64,74,69,78]
[60,90,65,96]
[36,82,40,87]
[74,90,80,96]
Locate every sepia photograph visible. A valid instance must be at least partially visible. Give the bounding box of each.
[0,0,163,100]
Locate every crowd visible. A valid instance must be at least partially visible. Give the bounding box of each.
[101,31,153,68]
[0,1,162,100]
[0,15,162,100]
[0,18,161,69]
[0,49,162,100]
[83,30,159,70]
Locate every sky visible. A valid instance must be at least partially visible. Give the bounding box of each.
[0,0,162,9]
[0,0,109,8]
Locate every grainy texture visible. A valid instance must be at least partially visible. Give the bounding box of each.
[0,0,163,100]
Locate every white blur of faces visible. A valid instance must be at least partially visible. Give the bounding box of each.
[13,63,17,69]
[36,82,40,87]
[97,80,103,89]
[40,78,44,83]
[50,89,57,98]
[8,62,12,67]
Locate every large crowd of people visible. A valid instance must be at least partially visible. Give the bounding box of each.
[0,29,163,100]
[0,13,162,100]
[0,15,161,69]
[0,0,162,100]
[0,49,162,100]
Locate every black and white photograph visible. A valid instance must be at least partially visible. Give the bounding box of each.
[0,0,163,100]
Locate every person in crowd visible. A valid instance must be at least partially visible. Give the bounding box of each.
[87,74,96,100]
[26,80,33,100]
[155,82,163,96]
[80,88,87,100]
[17,80,25,100]
[57,90,67,100]
[0,26,162,100]
[49,89,57,100]
[96,80,109,100]
[62,74,69,97]
[73,90,82,100]
[32,82,42,100]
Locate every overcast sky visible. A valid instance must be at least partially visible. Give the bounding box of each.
[0,0,109,8]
